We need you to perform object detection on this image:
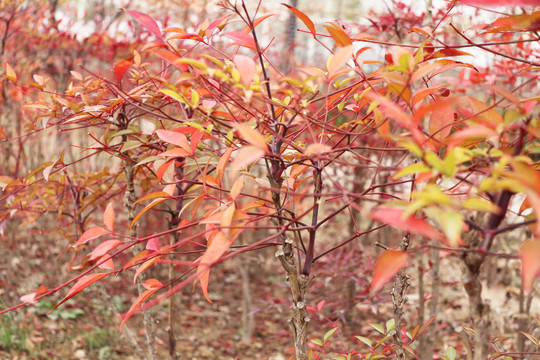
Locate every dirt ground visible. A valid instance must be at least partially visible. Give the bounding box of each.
[2,218,540,360]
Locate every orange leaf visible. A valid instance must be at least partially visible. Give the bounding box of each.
[242,14,275,33]
[429,102,455,142]
[123,250,152,270]
[304,143,332,156]
[230,175,245,201]
[233,55,256,87]
[76,226,110,246]
[120,278,163,331]
[197,231,233,302]
[230,146,265,174]
[521,240,540,293]
[51,273,111,312]
[133,256,162,283]
[234,123,267,151]
[150,48,188,71]
[134,191,171,205]
[113,57,133,82]
[371,250,408,293]
[217,146,234,186]
[220,204,236,234]
[103,203,115,232]
[4,63,16,82]
[327,45,352,79]
[282,4,316,37]
[130,198,167,231]
[324,23,352,47]
[371,208,445,241]
[446,124,498,147]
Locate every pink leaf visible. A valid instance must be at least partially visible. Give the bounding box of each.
[222,31,256,49]
[233,55,256,87]
[89,239,123,261]
[371,250,409,293]
[146,236,160,252]
[126,10,163,42]
[461,0,540,6]
[156,129,192,154]
[230,146,265,174]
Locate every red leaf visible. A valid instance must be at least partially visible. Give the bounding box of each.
[113,58,133,83]
[370,208,445,241]
[242,14,275,33]
[120,279,163,331]
[126,10,163,42]
[76,226,110,246]
[51,273,111,312]
[521,240,540,293]
[150,48,188,71]
[89,239,123,261]
[103,202,114,232]
[371,250,408,293]
[205,14,232,38]
[156,159,174,182]
[282,4,316,37]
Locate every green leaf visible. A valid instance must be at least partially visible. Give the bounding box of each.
[355,335,372,347]
[323,327,338,343]
[461,197,498,212]
[520,331,540,347]
[426,208,463,247]
[446,346,457,360]
[311,338,323,346]
[385,318,396,334]
[394,162,431,179]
